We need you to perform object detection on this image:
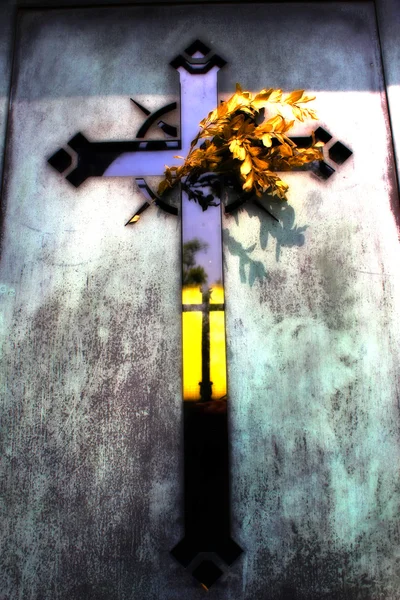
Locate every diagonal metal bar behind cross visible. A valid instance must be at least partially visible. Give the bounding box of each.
[48,40,352,590]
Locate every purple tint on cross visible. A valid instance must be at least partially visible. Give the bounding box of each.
[104,63,224,289]
[103,67,220,177]
[182,197,223,286]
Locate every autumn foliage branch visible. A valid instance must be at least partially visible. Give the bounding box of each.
[157,83,323,206]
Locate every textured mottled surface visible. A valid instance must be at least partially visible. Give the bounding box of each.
[1,3,400,600]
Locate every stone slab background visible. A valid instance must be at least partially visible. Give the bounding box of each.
[1,3,400,600]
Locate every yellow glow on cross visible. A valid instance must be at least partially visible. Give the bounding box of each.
[182,286,202,400]
[209,285,224,305]
[182,286,202,305]
[209,285,226,400]
[182,284,227,401]
[209,312,227,399]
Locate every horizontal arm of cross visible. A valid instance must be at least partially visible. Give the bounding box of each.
[50,129,339,190]
[48,132,182,188]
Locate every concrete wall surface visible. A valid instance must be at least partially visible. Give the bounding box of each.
[1,3,400,600]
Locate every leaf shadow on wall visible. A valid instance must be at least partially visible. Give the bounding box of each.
[223,198,308,286]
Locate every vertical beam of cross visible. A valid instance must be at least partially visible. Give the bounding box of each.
[177,188,243,587]
[107,42,243,587]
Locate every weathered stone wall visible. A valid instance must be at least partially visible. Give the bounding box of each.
[1,3,400,599]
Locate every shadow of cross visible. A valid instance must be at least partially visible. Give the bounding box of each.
[47,40,353,590]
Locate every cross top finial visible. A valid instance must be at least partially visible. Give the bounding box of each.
[170,39,227,74]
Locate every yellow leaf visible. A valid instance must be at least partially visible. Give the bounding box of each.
[253,157,270,170]
[248,146,262,157]
[262,133,272,147]
[292,106,304,122]
[222,124,232,138]
[268,89,283,103]
[226,90,251,113]
[158,179,171,196]
[299,95,316,103]
[232,145,246,161]
[164,167,172,183]
[276,179,289,191]
[217,102,229,118]
[282,119,295,133]
[229,138,246,160]
[243,171,254,191]
[309,109,318,120]
[231,114,245,130]
[237,121,255,137]
[255,122,273,134]
[226,94,240,113]
[285,89,304,104]
[240,106,254,115]
[274,118,287,133]
[240,154,252,176]
[267,114,284,130]
[252,88,274,109]
[279,144,293,157]
[199,109,214,127]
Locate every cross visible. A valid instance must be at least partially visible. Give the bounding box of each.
[48,39,352,590]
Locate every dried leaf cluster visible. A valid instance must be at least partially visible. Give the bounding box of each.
[157,84,323,206]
